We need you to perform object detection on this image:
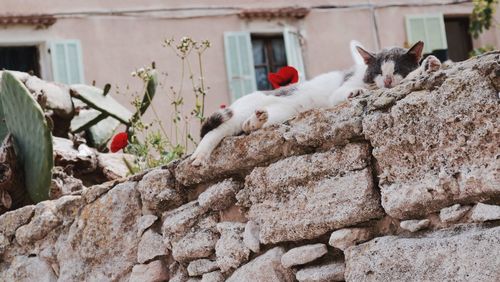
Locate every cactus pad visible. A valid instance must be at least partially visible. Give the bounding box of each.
[1,72,53,202]
[87,116,120,150]
[131,70,158,122]
[70,84,133,124]
[70,109,106,133]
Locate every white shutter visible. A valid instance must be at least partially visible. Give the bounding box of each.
[284,28,306,81]
[50,40,85,84]
[223,32,257,100]
[406,14,448,54]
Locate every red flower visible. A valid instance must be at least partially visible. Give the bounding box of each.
[268,66,299,89]
[110,132,128,152]
[220,104,226,109]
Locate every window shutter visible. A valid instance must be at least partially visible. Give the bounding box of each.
[283,28,306,81]
[50,40,85,84]
[406,14,448,54]
[223,32,257,100]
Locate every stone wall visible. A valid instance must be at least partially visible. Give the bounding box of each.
[0,52,499,282]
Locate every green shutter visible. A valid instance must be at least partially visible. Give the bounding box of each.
[284,28,306,81]
[50,40,84,84]
[406,14,448,54]
[223,32,257,100]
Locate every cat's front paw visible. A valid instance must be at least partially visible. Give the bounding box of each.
[190,151,208,167]
[242,110,268,133]
[423,55,441,73]
[348,89,367,99]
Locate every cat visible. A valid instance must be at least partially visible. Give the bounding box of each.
[190,41,441,166]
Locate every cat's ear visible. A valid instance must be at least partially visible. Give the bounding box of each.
[407,41,424,63]
[356,46,376,64]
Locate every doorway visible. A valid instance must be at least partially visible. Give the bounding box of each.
[444,17,473,61]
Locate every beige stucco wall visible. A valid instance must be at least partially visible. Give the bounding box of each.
[1,0,499,147]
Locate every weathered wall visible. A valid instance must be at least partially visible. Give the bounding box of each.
[1,1,499,144]
[0,52,499,281]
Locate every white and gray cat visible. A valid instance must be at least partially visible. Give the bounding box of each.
[190,40,441,166]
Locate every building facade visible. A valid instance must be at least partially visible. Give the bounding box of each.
[1,0,499,143]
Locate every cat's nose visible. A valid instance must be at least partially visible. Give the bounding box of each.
[384,77,393,88]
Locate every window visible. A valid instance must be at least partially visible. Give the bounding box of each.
[405,14,448,54]
[0,46,41,77]
[444,16,473,61]
[224,29,305,100]
[251,35,287,90]
[50,40,85,84]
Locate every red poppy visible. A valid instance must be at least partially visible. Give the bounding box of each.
[110,132,128,152]
[268,66,299,89]
[220,104,226,109]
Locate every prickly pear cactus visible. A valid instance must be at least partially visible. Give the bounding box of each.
[70,108,106,133]
[70,84,133,125]
[87,116,120,150]
[0,95,8,143]
[1,72,53,202]
[131,69,158,122]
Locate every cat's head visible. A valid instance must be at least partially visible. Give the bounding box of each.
[356,41,424,88]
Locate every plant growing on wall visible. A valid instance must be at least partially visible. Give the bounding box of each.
[470,0,499,38]
[116,37,211,172]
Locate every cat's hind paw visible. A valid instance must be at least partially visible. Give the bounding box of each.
[348,89,367,99]
[423,55,441,73]
[242,110,268,134]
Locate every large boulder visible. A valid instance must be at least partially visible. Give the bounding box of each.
[345,225,500,281]
[363,53,500,219]
[175,102,364,186]
[238,143,383,243]
[56,182,142,281]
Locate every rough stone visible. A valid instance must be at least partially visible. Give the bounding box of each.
[97,153,135,180]
[0,205,35,238]
[50,167,85,198]
[215,222,250,272]
[226,247,295,282]
[239,144,383,243]
[0,255,58,282]
[129,260,169,282]
[198,179,241,211]
[363,54,500,219]
[296,260,345,282]
[281,243,328,268]
[137,168,184,212]
[470,203,500,222]
[328,228,373,251]
[201,270,225,282]
[25,76,73,117]
[169,262,188,282]
[81,180,116,204]
[56,182,141,281]
[53,137,97,173]
[15,202,62,245]
[137,214,158,236]
[175,103,364,186]
[345,225,500,281]
[52,195,83,224]
[0,233,8,254]
[171,227,219,262]
[400,219,431,232]
[439,204,471,223]
[162,201,207,247]
[137,229,167,264]
[187,259,219,276]
[242,220,260,253]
